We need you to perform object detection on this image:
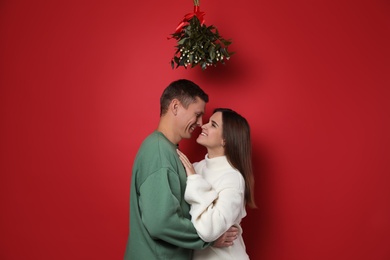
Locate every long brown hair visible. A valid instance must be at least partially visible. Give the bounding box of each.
[214,108,256,208]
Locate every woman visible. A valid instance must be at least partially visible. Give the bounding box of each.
[177,108,256,259]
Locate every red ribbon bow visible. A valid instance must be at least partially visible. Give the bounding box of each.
[173,6,205,35]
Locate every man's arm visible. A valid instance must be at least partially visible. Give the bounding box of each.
[139,168,210,250]
[213,226,239,247]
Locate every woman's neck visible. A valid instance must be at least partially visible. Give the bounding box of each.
[207,148,225,159]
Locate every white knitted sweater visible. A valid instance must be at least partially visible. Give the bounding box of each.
[185,155,249,260]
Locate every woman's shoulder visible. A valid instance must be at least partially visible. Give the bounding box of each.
[193,159,206,171]
[217,167,245,189]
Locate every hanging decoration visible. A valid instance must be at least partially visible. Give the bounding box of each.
[169,0,233,70]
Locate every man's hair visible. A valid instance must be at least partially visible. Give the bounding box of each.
[160,79,209,116]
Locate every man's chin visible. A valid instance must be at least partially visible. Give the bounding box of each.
[181,132,192,139]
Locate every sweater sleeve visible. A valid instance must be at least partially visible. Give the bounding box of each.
[139,167,210,250]
[185,173,244,242]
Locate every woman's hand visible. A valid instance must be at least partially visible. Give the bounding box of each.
[176,149,196,176]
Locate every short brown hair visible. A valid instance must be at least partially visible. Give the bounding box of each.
[160,79,209,116]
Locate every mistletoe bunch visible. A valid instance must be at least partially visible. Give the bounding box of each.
[170,1,233,70]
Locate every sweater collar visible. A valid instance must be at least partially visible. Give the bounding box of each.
[204,154,231,170]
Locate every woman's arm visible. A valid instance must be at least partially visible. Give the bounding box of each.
[185,174,244,242]
[177,149,244,242]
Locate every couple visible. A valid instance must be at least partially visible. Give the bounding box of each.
[124,79,256,259]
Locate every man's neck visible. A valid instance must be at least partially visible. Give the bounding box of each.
[157,124,180,145]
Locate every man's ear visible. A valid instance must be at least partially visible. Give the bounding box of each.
[170,99,180,116]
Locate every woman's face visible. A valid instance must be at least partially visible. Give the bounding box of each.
[196,111,225,156]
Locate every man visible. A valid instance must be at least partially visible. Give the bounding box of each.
[124,79,238,259]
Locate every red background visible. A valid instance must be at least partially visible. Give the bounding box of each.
[1,0,389,259]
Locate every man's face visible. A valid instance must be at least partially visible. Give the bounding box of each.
[176,97,206,140]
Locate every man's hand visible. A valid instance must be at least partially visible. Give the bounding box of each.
[213,226,239,248]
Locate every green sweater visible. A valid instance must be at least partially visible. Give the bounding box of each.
[124,131,209,260]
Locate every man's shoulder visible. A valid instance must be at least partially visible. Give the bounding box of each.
[132,131,181,182]
[135,131,177,166]
[140,131,173,151]
[140,131,164,144]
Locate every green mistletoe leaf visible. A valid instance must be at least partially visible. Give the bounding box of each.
[170,15,233,70]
